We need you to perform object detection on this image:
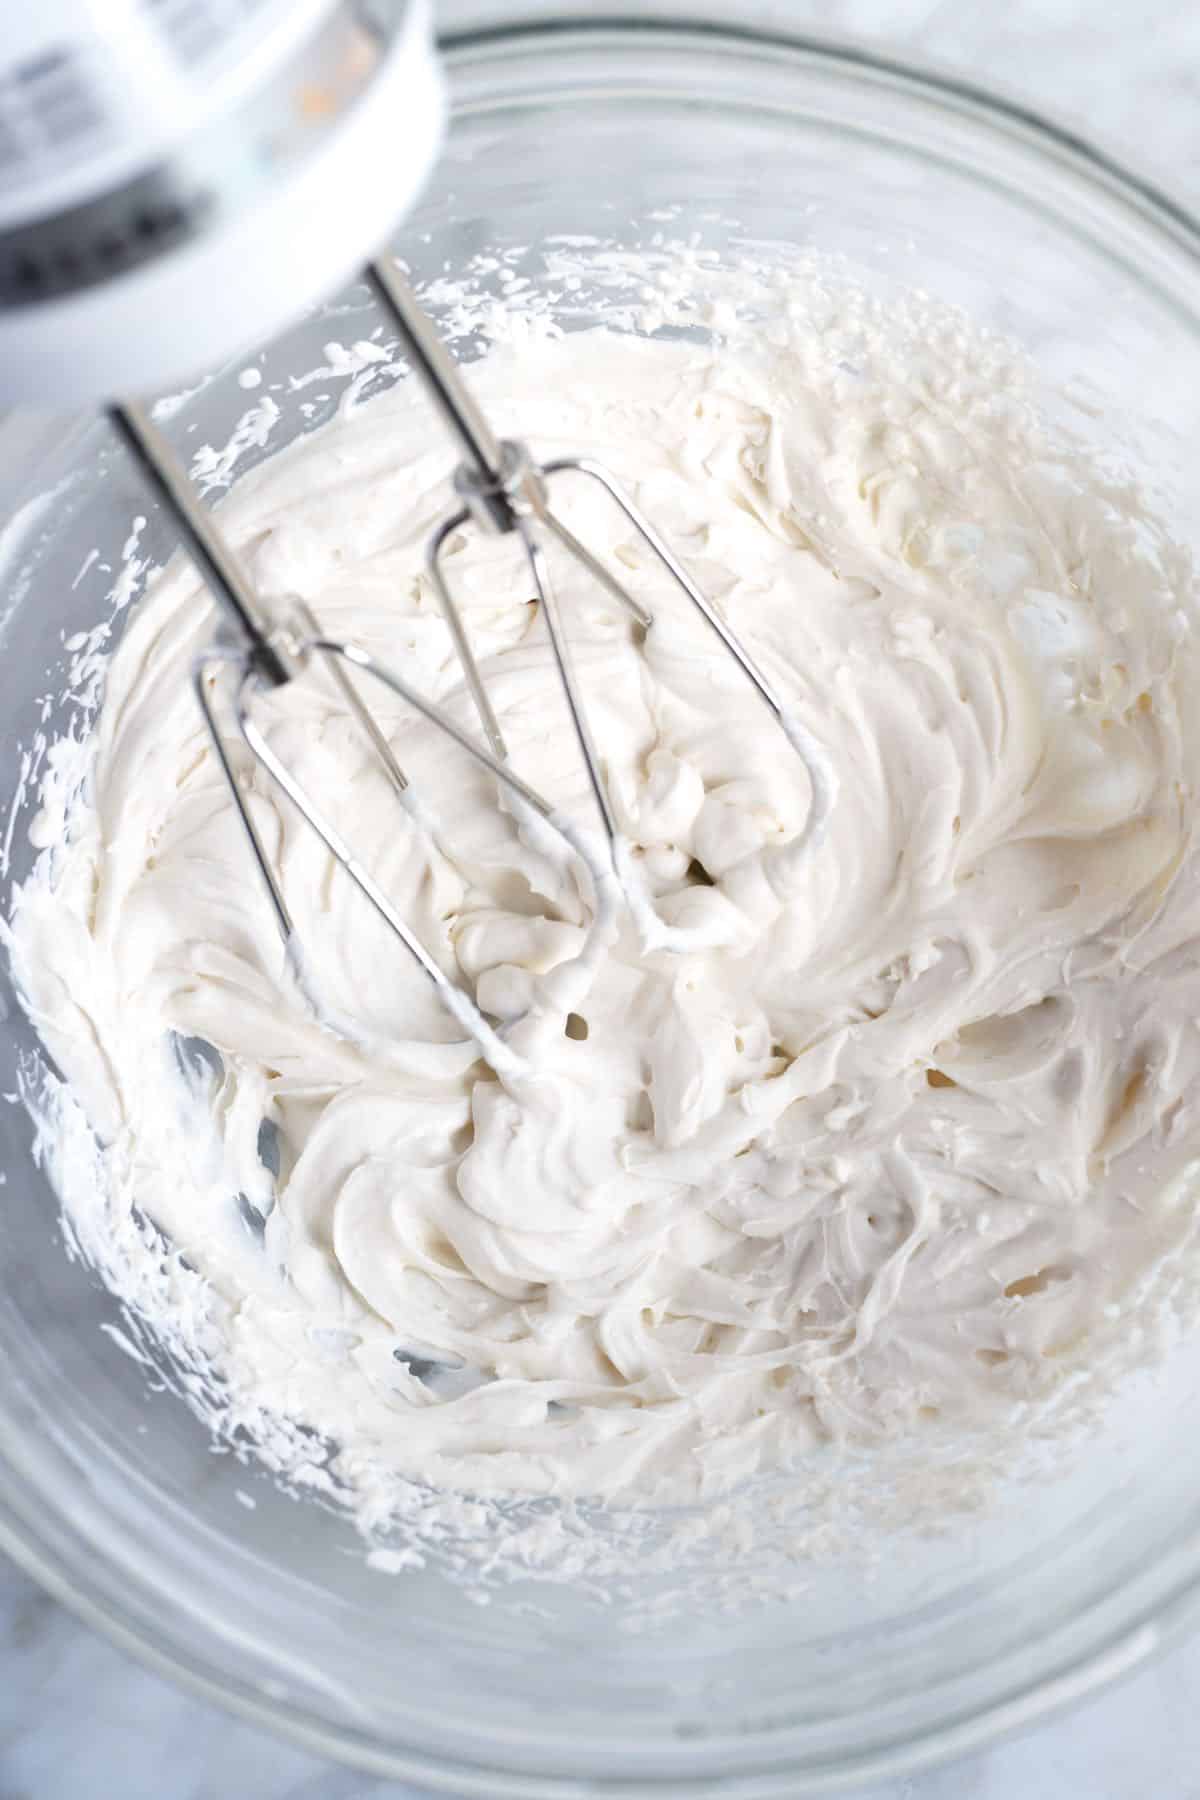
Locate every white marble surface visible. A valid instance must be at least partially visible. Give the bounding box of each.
[6,1,1200,1797]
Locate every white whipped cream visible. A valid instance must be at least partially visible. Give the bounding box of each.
[9,275,1200,1531]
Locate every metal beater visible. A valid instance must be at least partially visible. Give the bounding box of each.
[108,261,805,1046]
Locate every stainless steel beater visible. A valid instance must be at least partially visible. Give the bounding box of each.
[108,262,802,1040]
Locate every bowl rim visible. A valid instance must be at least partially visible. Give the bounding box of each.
[443,8,1200,263]
[6,10,1200,1796]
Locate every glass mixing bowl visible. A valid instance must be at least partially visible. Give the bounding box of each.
[5,12,1200,1794]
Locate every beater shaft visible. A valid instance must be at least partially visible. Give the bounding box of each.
[365,260,508,516]
[110,401,291,687]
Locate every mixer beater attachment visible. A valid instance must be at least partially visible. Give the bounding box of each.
[109,261,805,1044]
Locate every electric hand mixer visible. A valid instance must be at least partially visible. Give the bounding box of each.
[0,0,814,1052]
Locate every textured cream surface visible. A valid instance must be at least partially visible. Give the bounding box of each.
[9,285,1200,1513]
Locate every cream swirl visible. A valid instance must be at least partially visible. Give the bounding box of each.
[9,304,1200,1506]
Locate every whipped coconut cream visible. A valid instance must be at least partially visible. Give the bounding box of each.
[8,265,1200,1541]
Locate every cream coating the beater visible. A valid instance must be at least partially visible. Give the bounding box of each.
[10,298,1200,1509]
